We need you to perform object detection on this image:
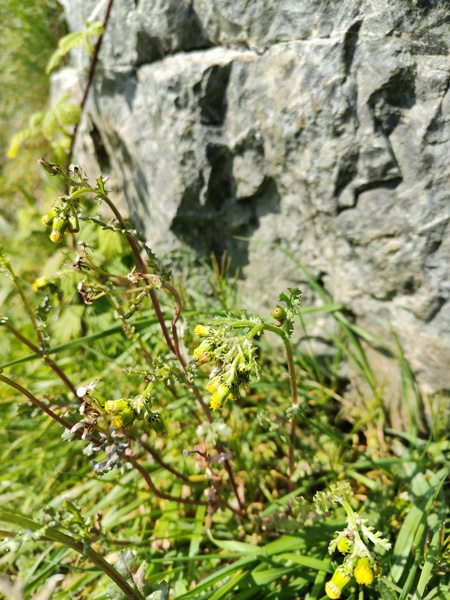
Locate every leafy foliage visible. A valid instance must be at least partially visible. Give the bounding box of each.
[46,21,104,74]
[7,97,81,160]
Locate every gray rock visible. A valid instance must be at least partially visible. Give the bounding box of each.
[61,0,450,427]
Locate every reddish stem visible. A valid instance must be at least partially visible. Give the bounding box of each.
[2,321,77,397]
[139,436,191,483]
[126,455,208,507]
[67,0,115,166]
[0,374,98,443]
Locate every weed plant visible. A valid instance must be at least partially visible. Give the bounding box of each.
[0,157,448,600]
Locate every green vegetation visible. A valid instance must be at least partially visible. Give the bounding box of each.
[0,3,449,600]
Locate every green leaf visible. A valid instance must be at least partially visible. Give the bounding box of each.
[379,578,399,600]
[277,553,332,573]
[208,570,252,600]
[7,128,35,158]
[45,48,65,74]
[86,21,105,37]
[58,30,87,53]
[42,109,59,140]
[98,228,128,259]
[55,101,81,126]
[391,471,448,585]
[29,111,45,128]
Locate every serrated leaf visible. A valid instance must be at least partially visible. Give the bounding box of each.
[56,102,81,126]
[7,128,35,158]
[29,111,45,128]
[58,30,87,53]
[86,21,104,36]
[45,48,65,74]
[42,109,59,140]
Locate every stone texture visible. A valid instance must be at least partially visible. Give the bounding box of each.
[60,0,450,424]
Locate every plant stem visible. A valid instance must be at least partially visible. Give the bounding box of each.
[0,375,206,508]
[0,374,81,433]
[282,335,299,492]
[99,192,178,357]
[3,259,44,348]
[67,0,115,167]
[93,188,245,513]
[0,510,144,600]
[139,437,191,483]
[126,455,208,507]
[2,320,77,396]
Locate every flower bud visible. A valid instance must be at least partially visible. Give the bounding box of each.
[206,375,235,410]
[325,566,352,599]
[147,412,167,437]
[337,536,353,554]
[193,339,214,365]
[50,216,68,243]
[105,399,136,430]
[194,324,212,338]
[32,277,49,292]
[67,213,80,233]
[38,157,62,176]
[105,399,129,414]
[42,207,60,227]
[354,557,374,585]
[271,306,287,323]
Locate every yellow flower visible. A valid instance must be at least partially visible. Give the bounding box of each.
[354,557,374,585]
[206,377,233,409]
[337,536,353,554]
[210,395,223,410]
[325,582,342,600]
[325,566,351,599]
[112,411,135,430]
[41,206,59,227]
[193,339,213,365]
[49,216,68,243]
[194,324,211,338]
[32,277,49,292]
[105,399,136,429]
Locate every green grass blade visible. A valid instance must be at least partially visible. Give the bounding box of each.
[0,316,159,368]
[391,470,448,586]
[208,570,253,600]
[188,504,206,580]
[173,556,258,599]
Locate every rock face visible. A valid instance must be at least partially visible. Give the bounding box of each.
[60,0,450,422]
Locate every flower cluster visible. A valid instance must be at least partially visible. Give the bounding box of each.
[193,320,260,411]
[42,198,80,243]
[72,379,167,438]
[103,382,167,437]
[314,482,391,598]
[39,159,90,244]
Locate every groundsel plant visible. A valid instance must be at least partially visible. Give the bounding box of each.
[0,158,401,599]
[0,158,306,597]
[315,481,392,598]
[0,158,303,510]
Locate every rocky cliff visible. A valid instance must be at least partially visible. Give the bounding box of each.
[58,0,450,422]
